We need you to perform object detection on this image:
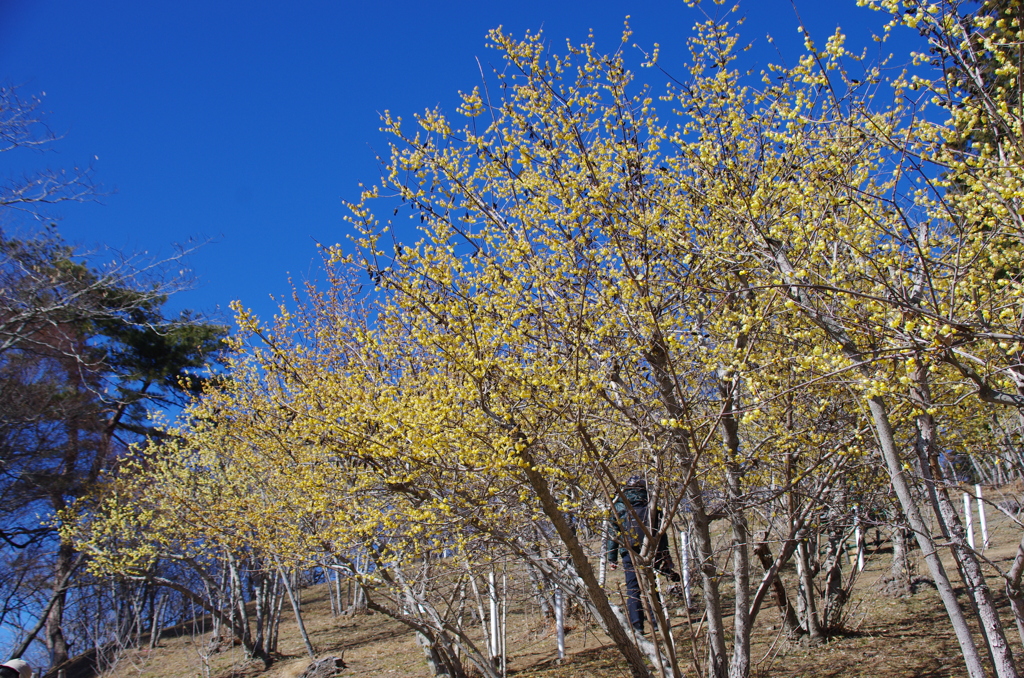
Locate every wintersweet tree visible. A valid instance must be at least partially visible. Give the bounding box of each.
[343,6,1024,674]
[339,18,900,676]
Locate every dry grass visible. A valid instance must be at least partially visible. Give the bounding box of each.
[98,497,1024,678]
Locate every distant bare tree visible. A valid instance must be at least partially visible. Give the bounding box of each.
[0,85,96,215]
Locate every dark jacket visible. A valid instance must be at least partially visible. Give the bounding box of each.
[606,486,670,565]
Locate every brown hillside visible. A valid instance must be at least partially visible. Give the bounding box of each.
[83,502,1024,678]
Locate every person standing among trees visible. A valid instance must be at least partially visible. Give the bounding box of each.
[606,475,680,634]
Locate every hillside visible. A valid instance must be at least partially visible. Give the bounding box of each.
[81,502,1024,678]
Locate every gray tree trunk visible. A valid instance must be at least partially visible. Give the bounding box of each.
[517,443,659,678]
[819,527,848,632]
[884,522,912,598]
[867,396,988,678]
[687,488,727,678]
[726,467,750,678]
[1004,534,1024,650]
[794,538,823,644]
[752,541,803,639]
[276,563,316,660]
[645,335,724,678]
[911,372,1018,678]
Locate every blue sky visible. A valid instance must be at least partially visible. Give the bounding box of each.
[0,0,911,324]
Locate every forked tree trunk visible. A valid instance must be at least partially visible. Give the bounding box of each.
[276,562,316,659]
[646,335,723,678]
[150,593,168,649]
[720,371,751,678]
[363,594,479,678]
[820,527,848,633]
[687,486,727,678]
[415,630,451,678]
[516,441,667,678]
[728,510,751,678]
[726,466,751,678]
[752,541,803,639]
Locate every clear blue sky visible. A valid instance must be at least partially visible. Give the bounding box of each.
[0,0,912,324]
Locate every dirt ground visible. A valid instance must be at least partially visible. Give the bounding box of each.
[100,492,1024,678]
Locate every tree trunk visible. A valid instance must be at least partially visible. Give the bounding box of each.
[645,335,723,678]
[764,240,989,678]
[416,630,453,678]
[147,575,262,662]
[884,521,912,598]
[226,557,272,668]
[866,396,988,678]
[752,542,803,639]
[794,538,823,644]
[150,593,168,649]
[525,562,555,619]
[11,553,81,660]
[726,468,750,678]
[46,541,75,667]
[820,527,847,633]
[719,369,750,678]
[687,488,727,678]
[1004,534,1024,650]
[363,587,483,678]
[277,563,316,660]
[911,372,1018,678]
